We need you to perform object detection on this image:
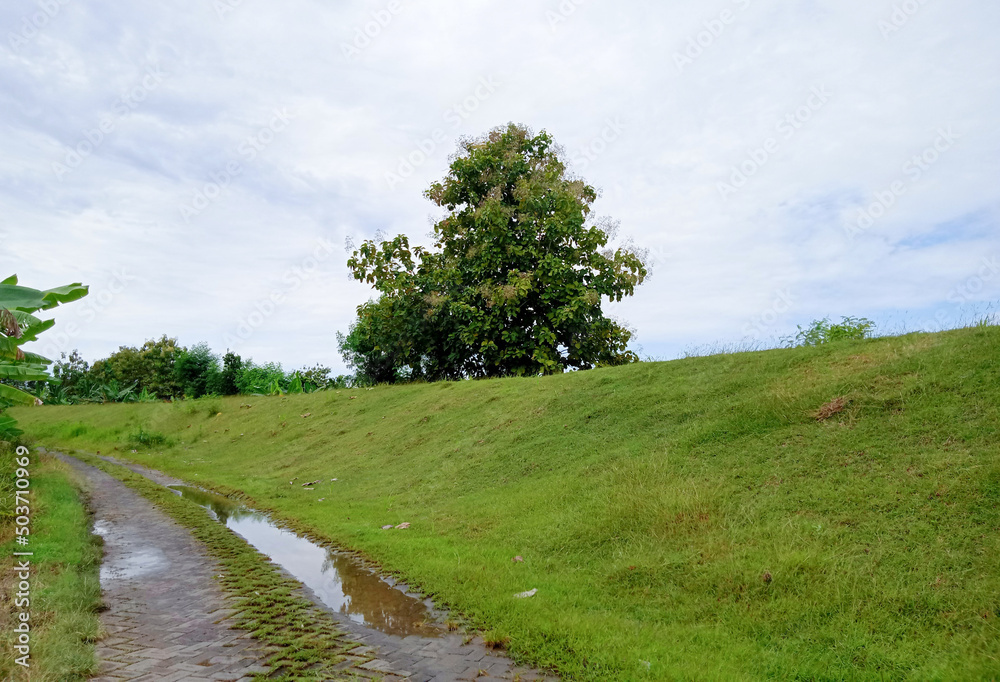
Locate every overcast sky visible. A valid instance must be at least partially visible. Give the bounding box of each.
[2,0,999,372]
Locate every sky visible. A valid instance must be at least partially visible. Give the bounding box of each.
[2,0,999,373]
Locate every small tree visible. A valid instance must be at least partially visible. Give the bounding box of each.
[174,343,220,398]
[341,123,647,382]
[211,351,243,396]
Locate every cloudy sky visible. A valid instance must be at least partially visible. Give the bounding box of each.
[3,0,999,372]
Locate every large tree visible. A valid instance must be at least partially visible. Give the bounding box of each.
[90,335,185,398]
[340,123,647,382]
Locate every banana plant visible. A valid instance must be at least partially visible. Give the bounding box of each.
[0,274,88,407]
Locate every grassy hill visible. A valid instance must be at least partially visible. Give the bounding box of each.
[13,326,1000,680]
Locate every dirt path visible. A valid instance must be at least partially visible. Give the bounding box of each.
[59,452,558,682]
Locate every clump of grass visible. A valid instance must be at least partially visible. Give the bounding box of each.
[814,396,848,421]
[481,631,510,650]
[125,426,170,449]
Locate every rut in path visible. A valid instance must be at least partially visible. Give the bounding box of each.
[59,451,559,682]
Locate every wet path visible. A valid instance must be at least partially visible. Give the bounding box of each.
[57,453,270,682]
[59,451,558,682]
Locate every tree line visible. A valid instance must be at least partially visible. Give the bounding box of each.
[28,337,351,405]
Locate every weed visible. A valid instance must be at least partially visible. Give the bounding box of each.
[791,316,875,346]
[125,426,170,449]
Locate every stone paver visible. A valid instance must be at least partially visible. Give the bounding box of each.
[57,451,559,681]
[57,453,270,682]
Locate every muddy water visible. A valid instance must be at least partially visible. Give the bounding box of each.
[168,485,439,638]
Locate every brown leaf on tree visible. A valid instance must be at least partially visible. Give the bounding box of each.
[0,308,21,338]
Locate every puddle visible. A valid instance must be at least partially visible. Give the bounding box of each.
[168,485,439,638]
[93,518,171,582]
[101,543,169,582]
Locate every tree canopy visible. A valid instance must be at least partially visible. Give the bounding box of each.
[339,123,647,383]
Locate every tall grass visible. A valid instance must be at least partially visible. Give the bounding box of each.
[0,444,101,681]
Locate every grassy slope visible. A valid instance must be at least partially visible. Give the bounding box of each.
[0,446,101,680]
[13,327,1000,680]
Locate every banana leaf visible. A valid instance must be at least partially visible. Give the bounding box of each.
[0,412,24,437]
[0,282,89,313]
[0,361,52,382]
[0,383,39,406]
[17,318,55,344]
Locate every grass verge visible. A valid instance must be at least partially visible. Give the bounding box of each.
[65,451,361,681]
[0,442,101,681]
[13,326,1000,680]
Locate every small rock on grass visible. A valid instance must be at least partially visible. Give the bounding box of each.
[513,588,537,599]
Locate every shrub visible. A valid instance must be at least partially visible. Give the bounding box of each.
[125,427,170,449]
[236,361,286,395]
[792,317,875,347]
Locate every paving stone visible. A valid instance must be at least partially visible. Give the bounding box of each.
[58,455,273,682]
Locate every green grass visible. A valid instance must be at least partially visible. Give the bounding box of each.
[12,326,1000,680]
[0,443,102,681]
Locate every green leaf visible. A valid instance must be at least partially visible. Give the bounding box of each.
[17,318,56,344]
[0,383,39,406]
[11,310,43,328]
[1,275,17,285]
[0,361,52,382]
[39,283,89,310]
[0,412,23,437]
[0,335,25,361]
[0,282,88,313]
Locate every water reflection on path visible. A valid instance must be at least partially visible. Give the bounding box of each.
[169,485,438,638]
